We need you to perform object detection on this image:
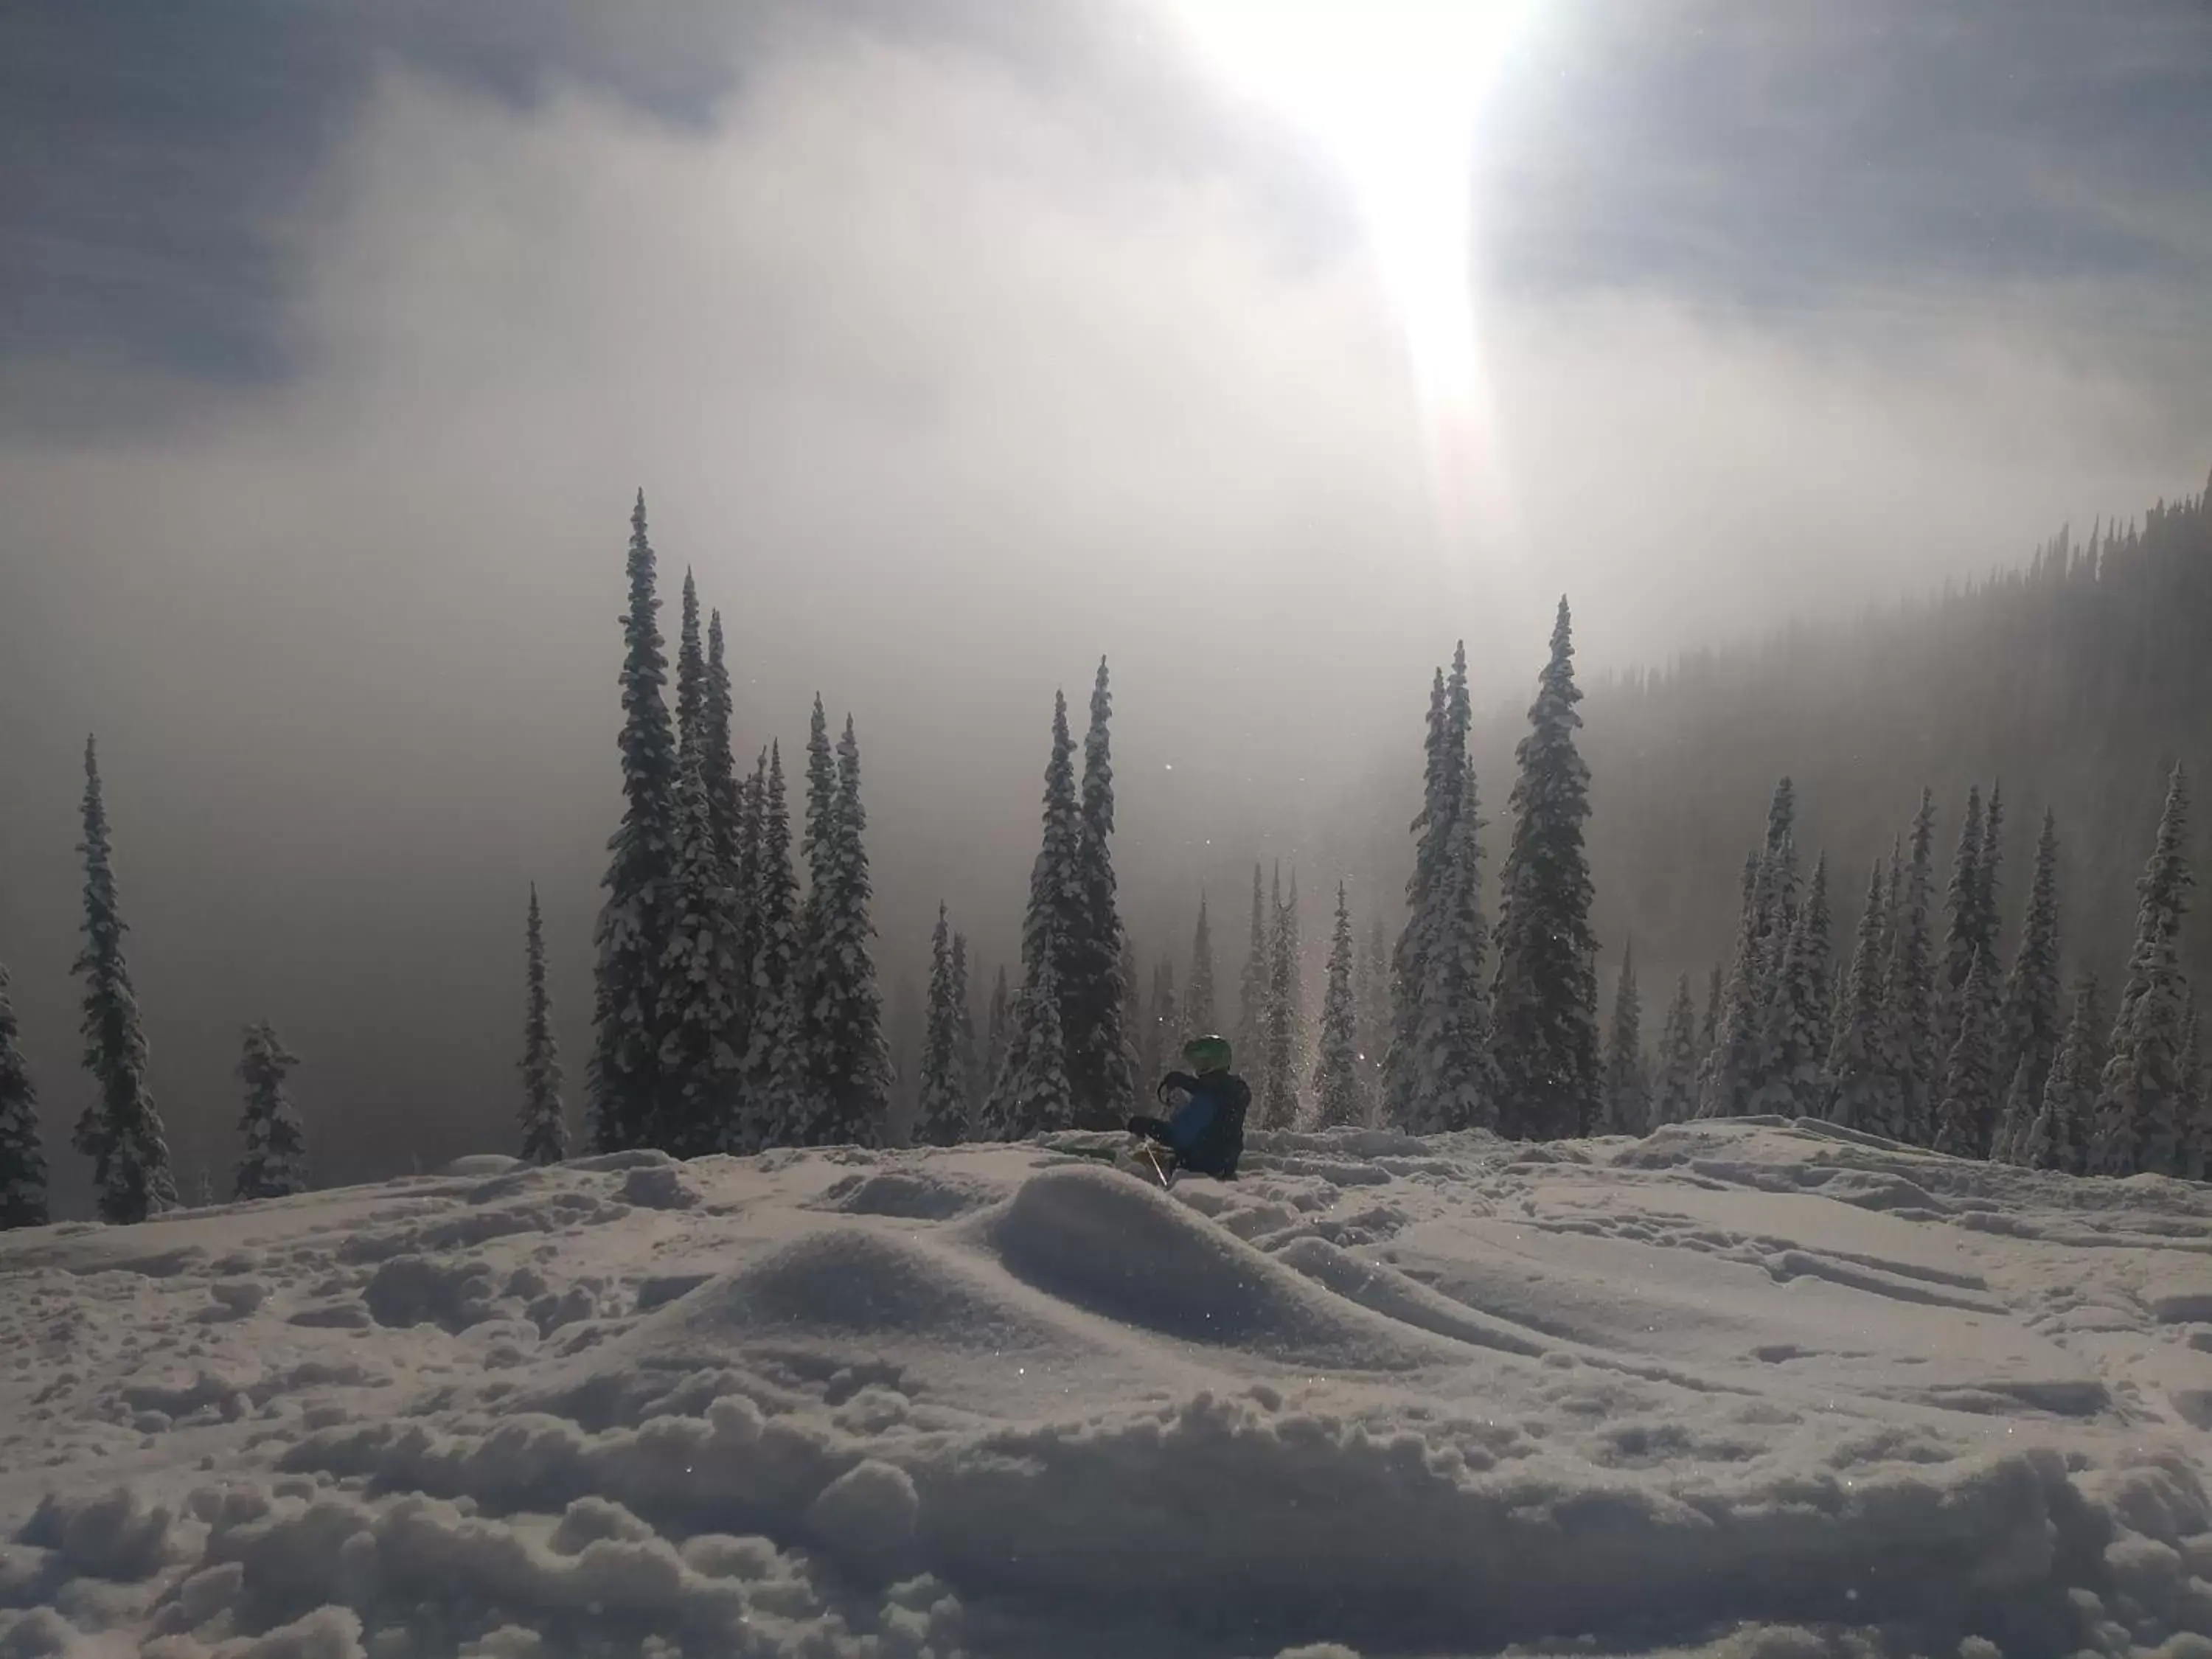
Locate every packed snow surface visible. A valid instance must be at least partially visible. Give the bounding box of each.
[8,1118,2212,1657]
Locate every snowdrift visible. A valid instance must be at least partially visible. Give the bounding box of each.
[7,1121,2212,1657]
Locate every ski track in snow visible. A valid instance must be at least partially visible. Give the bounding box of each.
[5,1121,2212,1657]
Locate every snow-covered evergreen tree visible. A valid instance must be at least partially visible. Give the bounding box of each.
[1753,779,1800,1006]
[793,714,890,1147]
[1996,808,2064,1132]
[1824,860,1896,1134]
[1186,895,1217,1036]
[518,885,568,1165]
[990,953,1069,1141]
[232,1021,308,1201]
[1881,790,1941,1144]
[71,737,176,1222]
[1386,648,1496,1133]
[704,611,751,1041]
[1491,602,1598,1139]
[1282,870,1308,1093]
[1977,781,2006,967]
[1752,852,1832,1117]
[591,492,681,1153]
[658,714,744,1154]
[1256,866,1301,1129]
[950,931,980,1123]
[1237,863,1267,1079]
[1702,961,1723,1068]
[1007,691,1085,1134]
[2090,764,2194,1176]
[1699,854,1767,1121]
[739,742,804,1152]
[1932,949,1998,1158]
[1935,783,1984,1071]
[1649,973,1700,1127]
[0,961,49,1230]
[2177,1001,2208,1181]
[915,905,968,1147]
[2022,975,2104,1175]
[1060,658,1134,1130]
[984,965,1012,1111]
[1601,944,1647,1135]
[1312,883,1364,1129]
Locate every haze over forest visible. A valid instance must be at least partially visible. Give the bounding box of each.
[3,0,2211,1206]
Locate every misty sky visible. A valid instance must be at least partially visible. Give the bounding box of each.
[2,0,2210,1197]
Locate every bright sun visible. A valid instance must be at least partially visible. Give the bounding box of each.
[1164,0,1536,565]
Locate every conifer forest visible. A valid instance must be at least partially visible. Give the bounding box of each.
[5,474,2212,1224]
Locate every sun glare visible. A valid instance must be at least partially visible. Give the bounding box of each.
[1166,0,1536,571]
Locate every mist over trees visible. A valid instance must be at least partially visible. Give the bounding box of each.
[6,472,2212,1223]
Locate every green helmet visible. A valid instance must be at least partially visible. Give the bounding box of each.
[1182,1034,1232,1075]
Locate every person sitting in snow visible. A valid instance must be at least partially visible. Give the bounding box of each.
[1127,1034,1248,1180]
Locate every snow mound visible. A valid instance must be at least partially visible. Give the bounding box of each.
[987,1165,1465,1369]
[13,1121,2212,1656]
[634,1227,1073,1352]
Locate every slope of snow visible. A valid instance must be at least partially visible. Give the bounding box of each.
[6,1118,2212,1657]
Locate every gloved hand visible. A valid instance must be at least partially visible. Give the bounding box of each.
[1157,1071,1198,1105]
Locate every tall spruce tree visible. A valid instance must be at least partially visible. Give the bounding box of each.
[1702,962,1723,1068]
[950,931,980,1122]
[1004,693,1082,1134]
[1996,808,2064,1130]
[0,961,50,1229]
[591,492,681,1153]
[794,714,890,1146]
[1312,882,1365,1129]
[1256,865,1301,1129]
[1977,781,2006,969]
[2178,1001,2208,1181]
[1237,863,1267,1078]
[1752,851,1832,1117]
[1825,860,1896,1133]
[1601,944,1648,1135]
[71,737,176,1222]
[740,742,804,1152]
[1699,855,1767,1121]
[705,610,751,1044]
[990,953,1070,1141]
[2023,975,2105,1175]
[1754,779,1801,1006]
[233,1022,309,1201]
[915,905,968,1147]
[1936,784,1985,1070]
[1649,973,1700,1127]
[984,966,1012,1115]
[519,885,568,1165]
[1932,949,1999,1158]
[1385,666,1452,1130]
[1882,791,1941,1144]
[1186,895,1217,1037]
[1065,658,1134,1129]
[1426,747,1501,1133]
[1491,601,1599,1139]
[660,725,743,1155]
[1386,648,1496,1133]
[2090,764,2194,1177]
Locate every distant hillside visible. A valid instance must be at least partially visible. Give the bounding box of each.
[1537,468,2212,1003]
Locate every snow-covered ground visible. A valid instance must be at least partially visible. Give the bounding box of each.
[7,1118,2212,1658]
